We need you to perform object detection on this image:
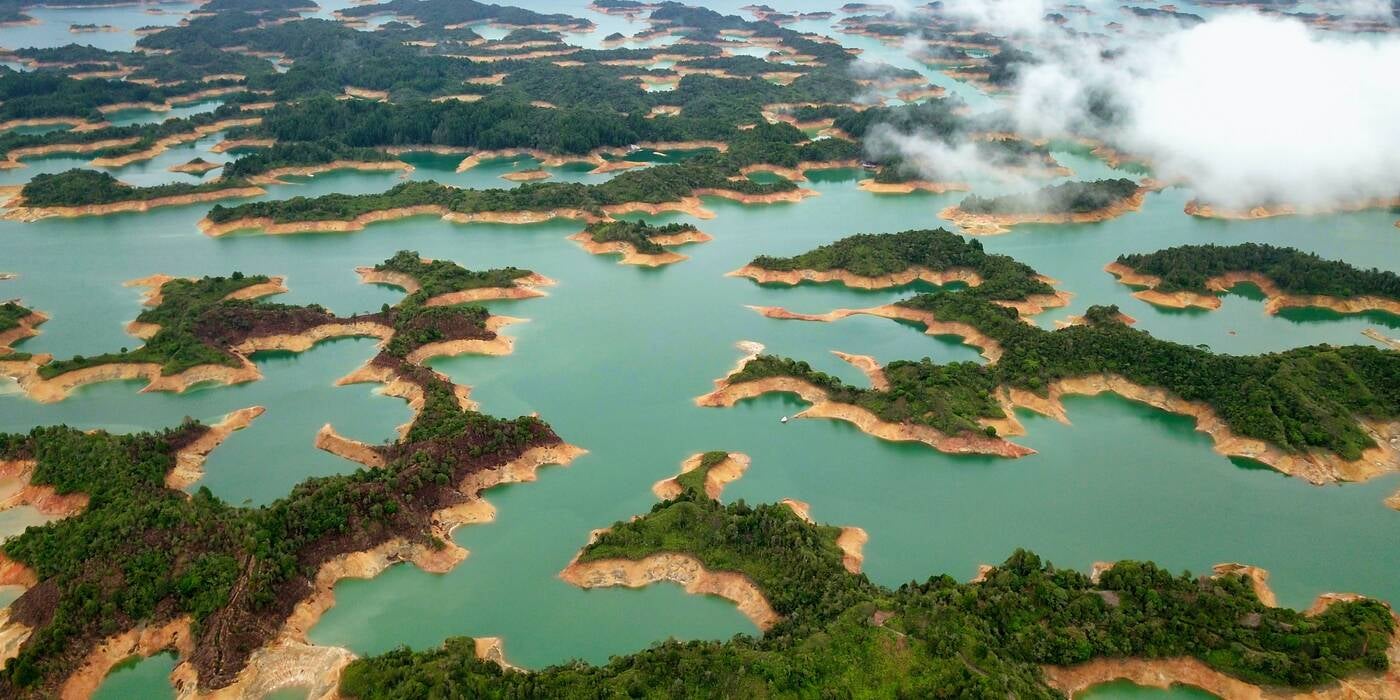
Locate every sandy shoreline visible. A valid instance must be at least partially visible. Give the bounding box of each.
[1003,373,1400,495]
[1106,262,1400,317]
[247,159,410,184]
[696,374,1035,458]
[0,309,46,351]
[651,452,751,501]
[166,406,266,490]
[745,303,1004,362]
[4,187,266,222]
[728,264,983,290]
[568,228,713,267]
[1,317,390,403]
[88,117,261,168]
[1043,575,1400,699]
[939,188,1148,235]
[0,458,88,519]
[560,550,779,631]
[355,265,555,305]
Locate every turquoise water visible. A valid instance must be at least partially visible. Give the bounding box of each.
[0,2,1394,697]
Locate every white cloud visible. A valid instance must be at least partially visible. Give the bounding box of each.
[1011,12,1400,207]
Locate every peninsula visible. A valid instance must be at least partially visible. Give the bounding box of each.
[340,485,1397,698]
[1108,243,1400,316]
[570,220,712,266]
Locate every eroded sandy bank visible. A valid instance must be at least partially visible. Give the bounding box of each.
[695,375,1034,458]
[651,452,751,501]
[247,159,410,184]
[745,303,1003,362]
[831,351,889,390]
[560,552,779,630]
[568,228,713,267]
[939,188,1148,235]
[355,265,555,305]
[1107,262,1400,317]
[727,264,983,290]
[166,406,266,490]
[0,458,88,519]
[88,117,262,168]
[0,309,46,351]
[1002,374,1400,489]
[3,187,266,222]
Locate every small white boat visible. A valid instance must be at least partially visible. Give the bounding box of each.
[780,416,788,424]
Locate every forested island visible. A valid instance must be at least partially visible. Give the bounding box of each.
[360,250,552,304]
[5,169,262,220]
[0,356,576,697]
[338,480,1397,697]
[570,220,711,266]
[0,301,43,354]
[1109,243,1400,316]
[735,227,1054,291]
[939,179,1146,234]
[1,263,531,402]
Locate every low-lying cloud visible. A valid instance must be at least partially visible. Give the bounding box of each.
[1012,12,1400,207]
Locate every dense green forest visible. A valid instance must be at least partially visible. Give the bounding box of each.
[581,220,700,255]
[372,250,533,297]
[0,301,34,332]
[1116,243,1400,299]
[748,228,1054,299]
[33,273,336,378]
[19,169,253,208]
[0,362,561,696]
[958,179,1140,215]
[339,485,1392,697]
[0,103,251,163]
[731,296,1400,458]
[220,140,400,180]
[206,157,799,225]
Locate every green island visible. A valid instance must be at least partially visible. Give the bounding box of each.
[726,231,1398,462]
[0,359,564,696]
[369,250,535,298]
[0,301,34,333]
[14,169,256,212]
[580,220,703,256]
[743,227,1053,296]
[26,265,517,386]
[338,481,1394,697]
[1114,243,1400,300]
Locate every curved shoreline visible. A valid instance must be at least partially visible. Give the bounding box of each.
[3,187,267,222]
[651,452,751,501]
[1,319,392,404]
[355,266,556,305]
[831,351,889,390]
[1043,588,1400,699]
[247,159,411,184]
[0,309,46,351]
[568,228,713,267]
[695,374,1034,458]
[166,406,266,490]
[939,188,1147,235]
[560,551,779,631]
[88,117,262,168]
[1184,196,1400,220]
[1002,373,1400,494]
[745,303,1004,362]
[1106,262,1400,317]
[727,264,983,290]
[778,499,867,574]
